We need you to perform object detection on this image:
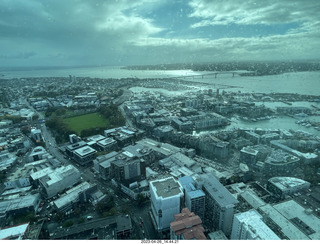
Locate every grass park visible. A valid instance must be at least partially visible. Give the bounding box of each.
[63,112,109,135]
[45,105,125,143]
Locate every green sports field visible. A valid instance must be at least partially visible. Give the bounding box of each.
[63,112,109,135]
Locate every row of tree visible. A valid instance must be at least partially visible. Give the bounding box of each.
[98,104,126,127]
[45,116,76,143]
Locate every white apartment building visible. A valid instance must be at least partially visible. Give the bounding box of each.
[231,209,280,240]
[149,177,184,231]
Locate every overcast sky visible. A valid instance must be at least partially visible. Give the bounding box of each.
[1,0,319,67]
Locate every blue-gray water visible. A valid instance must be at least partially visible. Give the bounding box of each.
[2,66,320,95]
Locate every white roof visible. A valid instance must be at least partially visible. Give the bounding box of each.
[30,167,54,180]
[98,137,116,146]
[0,223,29,240]
[234,209,280,240]
[273,200,320,240]
[258,204,310,240]
[269,177,310,191]
[54,182,91,209]
[87,134,106,142]
[74,146,96,156]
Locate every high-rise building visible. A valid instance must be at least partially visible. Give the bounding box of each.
[149,177,184,231]
[199,173,238,237]
[178,176,205,220]
[231,209,280,240]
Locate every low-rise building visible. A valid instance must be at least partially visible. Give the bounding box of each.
[153,125,174,141]
[0,194,41,217]
[31,128,42,142]
[237,189,266,212]
[263,149,300,177]
[170,208,206,240]
[0,222,30,240]
[97,137,117,151]
[39,165,81,198]
[208,230,228,240]
[73,146,97,165]
[258,200,320,240]
[0,151,17,170]
[137,138,181,159]
[267,177,311,200]
[49,215,132,240]
[52,182,93,211]
[28,146,50,162]
[231,209,280,240]
[65,141,87,158]
[171,118,193,132]
[122,143,155,165]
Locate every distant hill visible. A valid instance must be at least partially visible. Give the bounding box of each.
[123,61,320,76]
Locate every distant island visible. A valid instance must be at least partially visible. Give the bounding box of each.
[123,60,320,76]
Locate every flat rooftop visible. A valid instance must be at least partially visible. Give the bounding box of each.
[273,200,320,240]
[268,177,310,191]
[97,137,116,146]
[241,147,259,156]
[235,209,280,240]
[87,134,106,142]
[258,204,310,240]
[54,182,91,209]
[150,177,183,199]
[0,194,40,215]
[30,167,54,180]
[202,174,239,208]
[137,138,180,157]
[66,141,87,151]
[74,146,96,157]
[240,189,266,209]
[0,223,29,240]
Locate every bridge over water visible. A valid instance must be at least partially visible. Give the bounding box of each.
[172,71,255,79]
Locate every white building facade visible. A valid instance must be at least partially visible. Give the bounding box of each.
[39,165,81,198]
[149,177,184,231]
[231,209,280,240]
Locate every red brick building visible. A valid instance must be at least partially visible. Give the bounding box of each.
[170,208,206,240]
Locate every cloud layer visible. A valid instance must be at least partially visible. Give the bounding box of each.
[0,0,319,67]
